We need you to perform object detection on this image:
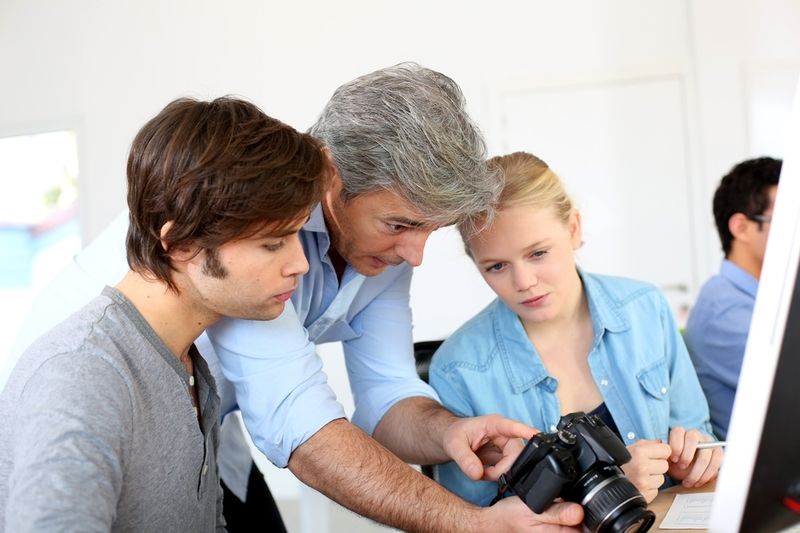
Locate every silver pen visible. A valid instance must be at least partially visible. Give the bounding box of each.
[696,441,727,449]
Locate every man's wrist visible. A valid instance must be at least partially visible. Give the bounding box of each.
[461,506,497,533]
[437,410,463,455]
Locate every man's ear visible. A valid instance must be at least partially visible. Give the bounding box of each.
[159,221,173,252]
[160,221,195,262]
[327,165,343,199]
[728,213,751,243]
[320,147,340,191]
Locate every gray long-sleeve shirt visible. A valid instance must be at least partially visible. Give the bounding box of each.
[0,286,225,532]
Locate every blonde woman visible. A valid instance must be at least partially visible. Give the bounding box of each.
[429,152,722,506]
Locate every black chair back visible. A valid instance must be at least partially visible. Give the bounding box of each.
[413,339,444,479]
[413,340,443,383]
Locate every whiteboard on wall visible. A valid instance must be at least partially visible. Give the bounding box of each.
[497,75,696,323]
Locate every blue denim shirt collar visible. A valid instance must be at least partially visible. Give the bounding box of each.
[581,270,632,335]
[719,258,758,298]
[494,268,631,394]
[492,301,548,394]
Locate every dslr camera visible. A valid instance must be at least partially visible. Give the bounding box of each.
[498,412,655,533]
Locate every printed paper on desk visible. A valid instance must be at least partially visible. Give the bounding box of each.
[659,493,714,529]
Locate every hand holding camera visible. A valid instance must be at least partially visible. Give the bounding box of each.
[498,412,656,533]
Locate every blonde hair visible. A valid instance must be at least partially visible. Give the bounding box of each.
[459,151,573,246]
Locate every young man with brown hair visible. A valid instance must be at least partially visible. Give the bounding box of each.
[0,96,329,532]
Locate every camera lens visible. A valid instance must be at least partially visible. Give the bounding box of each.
[566,465,655,533]
[615,509,656,533]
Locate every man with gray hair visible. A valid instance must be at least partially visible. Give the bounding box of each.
[7,63,583,532]
[209,62,581,531]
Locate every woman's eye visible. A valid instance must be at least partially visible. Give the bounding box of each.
[531,250,548,259]
[485,263,505,273]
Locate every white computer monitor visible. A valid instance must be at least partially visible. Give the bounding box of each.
[709,77,800,532]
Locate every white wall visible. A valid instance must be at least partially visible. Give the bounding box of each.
[2,0,799,501]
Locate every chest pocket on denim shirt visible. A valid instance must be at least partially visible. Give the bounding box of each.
[636,358,670,435]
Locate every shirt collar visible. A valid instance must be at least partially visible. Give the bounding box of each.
[492,270,631,394]
[719,258,758,298]
[303,203,332,258]
[493,300,552,393]
[579,270,630,335]
[302,202,366,286]
[304,203,327,233]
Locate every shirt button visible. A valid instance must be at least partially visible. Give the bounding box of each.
[549,425,557,432]
[600,379,609,387]
[202,464,208,476]
[660,386,667,395]
[627,432,636,440]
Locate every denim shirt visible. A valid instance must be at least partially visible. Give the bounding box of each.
[429,271,713,506]
[684,259,757,439]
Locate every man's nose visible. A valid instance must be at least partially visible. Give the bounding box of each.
[395,229,434,267]
[284,234,309,276]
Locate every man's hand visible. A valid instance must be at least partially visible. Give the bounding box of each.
[442,414,536,481]
[478,497,584,532]
[291,418,581,533]
[621,439,672,502]
[667,427,724,488]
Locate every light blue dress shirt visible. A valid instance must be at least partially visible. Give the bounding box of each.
[207,205,439,467]
[429,271,712,506]
[684,259,757,439]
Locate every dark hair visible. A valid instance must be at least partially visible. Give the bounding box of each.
[713,156,781,256]
[126,96,329,291]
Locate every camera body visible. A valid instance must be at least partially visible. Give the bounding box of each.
[499,412,655,533]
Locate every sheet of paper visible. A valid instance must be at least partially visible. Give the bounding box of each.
[659,493,714,529]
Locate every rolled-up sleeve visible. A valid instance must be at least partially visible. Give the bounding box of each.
[344,264,439,435]
[207,302,346,468]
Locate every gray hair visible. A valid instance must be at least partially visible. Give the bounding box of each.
[309,62,501,229]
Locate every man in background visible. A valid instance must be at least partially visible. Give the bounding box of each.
[684,156,782,439]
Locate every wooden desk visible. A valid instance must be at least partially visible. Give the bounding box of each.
[648,479,716,532]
